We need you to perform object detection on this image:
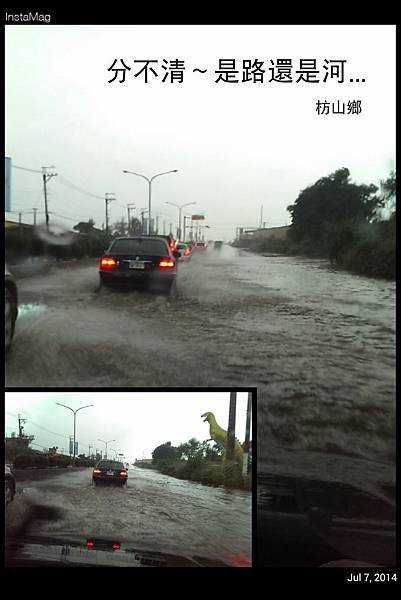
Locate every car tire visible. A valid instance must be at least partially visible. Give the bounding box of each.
[5,479,15,505]
[5,287,17,353]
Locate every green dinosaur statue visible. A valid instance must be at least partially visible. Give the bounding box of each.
[201,412,243,465]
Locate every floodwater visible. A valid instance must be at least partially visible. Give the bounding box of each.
[6,247,396,481]
[6,466,251,564]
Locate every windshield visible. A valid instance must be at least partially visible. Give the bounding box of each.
[96,460,124,469]
[109,239,168,255]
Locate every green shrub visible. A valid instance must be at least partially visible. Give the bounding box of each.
[14,453,36,469]
[55,455,71,468]
[222,461,243,488]
[34,454,49,468]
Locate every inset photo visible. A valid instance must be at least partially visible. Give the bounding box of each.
[5,390,253,568]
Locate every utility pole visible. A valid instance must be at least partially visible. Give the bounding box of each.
[226,392,237,461]
[169,222,173,235]
[88,445,92,459]
[163,220,166,234]
[105,193,116,236]
[18,212,22,234]
[155,215,159,234]
[242,392,252,477]
[259,204,263,229]
[18,414,27,437]
[32,208,38,226]
[42,166,57,231]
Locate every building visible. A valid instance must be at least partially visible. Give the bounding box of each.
[236,225,290,247]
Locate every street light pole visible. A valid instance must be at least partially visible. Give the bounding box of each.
[98,438,116,460]
[123,169,178,235]
[140,208,148,235]
[105,193,116,236]
[127,203,136,234]
[165,201,196,242]
[56,403,93,466]
[183,215,188,242]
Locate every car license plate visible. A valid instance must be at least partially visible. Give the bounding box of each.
[107,470,114,475]
[129,261,145,269]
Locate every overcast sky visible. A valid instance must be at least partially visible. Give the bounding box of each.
[5,25,396,240]
[5,391,252,461]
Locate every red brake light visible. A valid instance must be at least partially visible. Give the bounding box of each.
[228,554,252,567]
[100,257,117,269]
[86,540,94,548]
[112,543,121,550]
[93,468,101,474]
[158,258,175,269]
[119,470,127,477]
[184,249,190,255]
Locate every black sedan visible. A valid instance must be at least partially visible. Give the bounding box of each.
[99,237,180,297]
[92,460,128,487]
[5,266,18,353]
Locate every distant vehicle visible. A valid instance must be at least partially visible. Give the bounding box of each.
[5,465,16,505]
[92,460,128,487]
[5,266,18,353]
[213,241,223,249]
[99,237,180,297]
[176,243,192,262]
[195,241,208,249]
[144,233,177,253]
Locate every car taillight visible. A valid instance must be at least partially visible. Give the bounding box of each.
[100,257,117,269]
[119,470,127,477]
[228,553,252,567]
[93,469,101,474]
[158,258,175,269]
[112,543,121,550]
[86,540,94,548]
[184,249,190,255]
[169,240,176,251]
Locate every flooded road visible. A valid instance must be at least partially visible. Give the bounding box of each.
[6,466,251,564]
[6,247,396,472]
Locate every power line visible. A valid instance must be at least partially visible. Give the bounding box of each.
[6,411,93,450]
[11,165,104,200]
[12,164,42,174]
[56,175,104,200]
[49,211,87,223]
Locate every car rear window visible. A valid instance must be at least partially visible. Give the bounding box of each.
[110,239,168,255]
[96,461,125,469]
